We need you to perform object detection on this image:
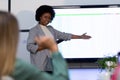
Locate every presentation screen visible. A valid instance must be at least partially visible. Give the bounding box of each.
[48,7,120,58]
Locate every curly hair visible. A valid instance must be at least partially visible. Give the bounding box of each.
[35,5,55,22]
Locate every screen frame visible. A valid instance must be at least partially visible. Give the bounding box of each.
[52,4,120,63]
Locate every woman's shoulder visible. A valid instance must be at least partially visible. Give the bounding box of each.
[15,58,34,68]
[47,25,53,28]
[29,24,40,31]
[11,59,41,80]
[15,58,40,72]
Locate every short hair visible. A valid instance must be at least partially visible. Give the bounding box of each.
[35,5,55,22]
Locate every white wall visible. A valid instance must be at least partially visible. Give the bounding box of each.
[11,0,120,14]
[11,0,120,8]
[0,0,8,11]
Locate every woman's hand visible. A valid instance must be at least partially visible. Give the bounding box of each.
[35,36,58,53]
[80,33,91,39]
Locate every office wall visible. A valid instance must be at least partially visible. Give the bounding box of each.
[11,0,120,8]
[11,0,120,16]
[0,0,8,11]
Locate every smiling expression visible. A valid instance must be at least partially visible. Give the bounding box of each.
[39,12,51,26]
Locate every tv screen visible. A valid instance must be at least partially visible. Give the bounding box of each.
[48,6,120,58]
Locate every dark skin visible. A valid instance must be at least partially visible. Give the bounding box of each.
[37,12,91,51]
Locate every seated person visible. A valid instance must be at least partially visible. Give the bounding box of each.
[111,52,120,80]
[0,11,69,80]
[111,65,120,80]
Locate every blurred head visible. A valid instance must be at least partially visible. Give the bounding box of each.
[0,11,19,76]
[35,5,55,25]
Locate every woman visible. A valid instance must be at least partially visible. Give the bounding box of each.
[0,11,69,80]
[27,5,91,72]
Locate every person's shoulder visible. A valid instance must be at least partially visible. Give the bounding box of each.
[12,58,41,79]
[15,58,41,72]
[29,24,39,31]
[30,24,39,30]
[15,58,36,69]
[47,25,53,28]
[15,58,30,67]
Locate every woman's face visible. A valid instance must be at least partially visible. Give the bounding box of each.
[39,12,51,26]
